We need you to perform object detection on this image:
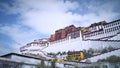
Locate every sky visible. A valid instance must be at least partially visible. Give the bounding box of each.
[0,0,120,55]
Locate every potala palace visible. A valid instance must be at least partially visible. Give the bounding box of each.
[20,19,120,60]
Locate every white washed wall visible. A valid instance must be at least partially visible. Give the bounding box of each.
[11,55,41,64]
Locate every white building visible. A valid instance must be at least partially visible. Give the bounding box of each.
[20,38,49,57]
[1,53,42,68]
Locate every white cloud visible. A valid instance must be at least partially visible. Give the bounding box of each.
[0,24,42,52]
[16,0,120,30]
[14,0,80,34]
[1,0,120,33]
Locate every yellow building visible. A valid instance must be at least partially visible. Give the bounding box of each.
[81,27,88,33]
[66,51,84,61]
